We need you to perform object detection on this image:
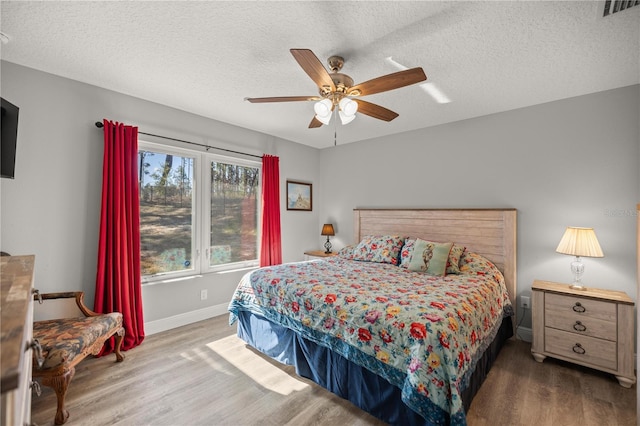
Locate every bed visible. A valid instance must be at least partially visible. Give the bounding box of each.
[228,208,517,425]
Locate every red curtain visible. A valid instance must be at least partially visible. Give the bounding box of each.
[95,119,145,353]
[260,155,282,266]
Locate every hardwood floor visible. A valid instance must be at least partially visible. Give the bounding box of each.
[31,315,636,426]
[467,337,636,426]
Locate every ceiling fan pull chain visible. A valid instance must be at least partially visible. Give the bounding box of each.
[334,108,338,146]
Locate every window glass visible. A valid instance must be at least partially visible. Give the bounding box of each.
[209,161,259,267]
[139,149,195,277]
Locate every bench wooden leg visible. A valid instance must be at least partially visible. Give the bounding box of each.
[114,327,125,362]
[42,368,75,425]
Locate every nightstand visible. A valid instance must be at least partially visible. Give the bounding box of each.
[531,279,636,388]
[304,250,338,260]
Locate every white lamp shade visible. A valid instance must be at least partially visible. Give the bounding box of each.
[314,99,332,117]
[339,97,358,116]
[556,227,604,258]
[315,113,331,125]
[339,111,356,124]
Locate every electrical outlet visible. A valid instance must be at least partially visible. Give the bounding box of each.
[520,296,530,309]
[200,289,208,301]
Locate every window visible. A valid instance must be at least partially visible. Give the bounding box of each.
[207,159,260,269]
[138,141,260,282]
[139,147,196,278]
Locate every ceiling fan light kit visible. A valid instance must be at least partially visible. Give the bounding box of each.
[313,99,333,119]
[339,97,357,116]
[246,49,427,129]
[313,97,358,126]
[338,111,355,125]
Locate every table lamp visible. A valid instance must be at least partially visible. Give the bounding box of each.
[321,224,335,253]
[555,226,604,290]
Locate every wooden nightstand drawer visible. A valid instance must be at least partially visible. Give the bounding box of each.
[545,293,616,322]
[545,327,617,370]
[545,311,616,340]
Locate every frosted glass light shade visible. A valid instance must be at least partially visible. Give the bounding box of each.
[314,99,332,116]
[314,99,333,125]
[315,113,331,125]
[339,98,358,116]
[339,111,356,124]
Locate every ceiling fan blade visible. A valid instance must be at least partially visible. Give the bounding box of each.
[309,116,323,128]
[245,96,320,103]
[290,49,336,92]
[354,99,399,122]
[348,68,427,97]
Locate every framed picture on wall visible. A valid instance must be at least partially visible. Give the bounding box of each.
[286,180,312,211]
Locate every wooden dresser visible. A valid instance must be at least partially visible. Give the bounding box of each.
[531,279,635,388]
[1,255,36,426]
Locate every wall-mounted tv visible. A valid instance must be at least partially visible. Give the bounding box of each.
[1,97,19,179]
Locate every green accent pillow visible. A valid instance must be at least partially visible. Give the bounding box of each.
[407,238,453,276]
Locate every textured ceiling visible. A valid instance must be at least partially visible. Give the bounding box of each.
[1,1,638,149]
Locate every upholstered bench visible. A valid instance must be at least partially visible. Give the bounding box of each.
[32,292,125,425]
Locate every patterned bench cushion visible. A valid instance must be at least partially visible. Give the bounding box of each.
[33,313,123,371]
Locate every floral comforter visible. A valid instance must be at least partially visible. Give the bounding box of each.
[228,252,513,425]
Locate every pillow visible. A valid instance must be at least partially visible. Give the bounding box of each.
[337,245,355,259]
[459,250,498,274]
[352,235,404,265]
[399,238,416,268]
[446,244,465,275]
[407,239,453,276]
[400,238,465,275]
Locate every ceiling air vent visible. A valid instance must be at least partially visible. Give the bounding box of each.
[603,0,639,16]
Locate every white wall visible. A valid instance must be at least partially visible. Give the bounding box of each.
[0,61,320,330]
[318,85,640,331]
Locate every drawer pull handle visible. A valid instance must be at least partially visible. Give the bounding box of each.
[572,343,586,355]
[29,339,44,368]
[572,302,586,313]
[31,380,42,397]
[573,321,587,332]
[32,288,43,304]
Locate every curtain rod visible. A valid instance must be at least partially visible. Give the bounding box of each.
[94,121,263,159]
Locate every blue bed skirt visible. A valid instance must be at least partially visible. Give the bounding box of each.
[235,310,514,426]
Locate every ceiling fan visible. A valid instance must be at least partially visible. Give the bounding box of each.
[245,49,427,128]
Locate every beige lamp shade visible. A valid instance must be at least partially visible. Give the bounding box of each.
[555,227,604,258]
[321,224,335,236]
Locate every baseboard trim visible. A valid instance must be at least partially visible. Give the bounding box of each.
[144,303,228,336]
[516,326,532,342]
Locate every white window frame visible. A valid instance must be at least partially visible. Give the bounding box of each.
[138,141,261,283]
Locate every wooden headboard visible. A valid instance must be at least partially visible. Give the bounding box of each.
[353,208,517,326]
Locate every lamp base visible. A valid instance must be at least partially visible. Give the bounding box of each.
[324,238,332,254]
[569,283,587,291]
[568,256,587,290]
